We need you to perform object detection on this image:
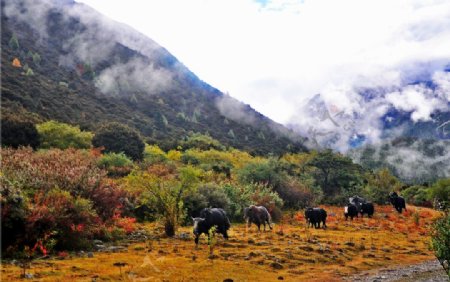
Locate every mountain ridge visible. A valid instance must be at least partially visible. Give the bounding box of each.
[1,0,306,155]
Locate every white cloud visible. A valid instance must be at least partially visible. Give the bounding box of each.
[75,0,450,125]
[385,85,445,122]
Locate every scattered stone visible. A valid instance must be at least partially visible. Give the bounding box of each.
[298,246,314,252]
[94,244,105,250]
[288,270,305,275]
[107,246,127,253]
[24,273,34,279]
[93,240,103,245]
[247,238,255,244]
[363,254,376,258]
[87,252,94,258]
[272,247,281,252]
[248,251,259,258]
[208,254,219,260]
[222,242,234,248]
[278,276,284,280]
[223,279,234,282]
[177,232,191,241]
[255,241,270,246]
[344,241,355,247]
[270,262,283,270]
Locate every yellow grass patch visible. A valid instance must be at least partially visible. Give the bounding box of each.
[1,206,442,281]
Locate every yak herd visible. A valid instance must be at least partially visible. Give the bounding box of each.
[191,192,407,246]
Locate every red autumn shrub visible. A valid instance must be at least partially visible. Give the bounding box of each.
[89,180,130,220]
[1,148,137,254]
[26,189,98,250]
[1,147,105,195]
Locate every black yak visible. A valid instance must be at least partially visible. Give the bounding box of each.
[305,207,327,229]
[192,208,230,246]
[389,192,407,213]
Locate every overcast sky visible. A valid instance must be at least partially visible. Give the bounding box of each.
[76,0,450,126]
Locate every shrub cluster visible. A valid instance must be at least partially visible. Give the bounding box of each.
[1,148,134,256]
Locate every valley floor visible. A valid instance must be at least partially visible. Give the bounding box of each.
[1,206,445,281]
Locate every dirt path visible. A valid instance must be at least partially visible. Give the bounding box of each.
[344,260,448,282]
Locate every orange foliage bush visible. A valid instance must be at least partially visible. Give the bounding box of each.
[12,57,21,67]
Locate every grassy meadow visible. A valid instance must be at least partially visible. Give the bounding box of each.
[2,205,442,281]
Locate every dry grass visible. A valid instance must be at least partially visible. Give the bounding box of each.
[1,205,442,281]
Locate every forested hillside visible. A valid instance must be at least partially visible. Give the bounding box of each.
[1,0,305,155]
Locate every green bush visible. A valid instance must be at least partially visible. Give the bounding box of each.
[92,122,145,161]
[429,179,450,206]
[9,34,19,49]
[237,159,286,190]
[143,144,167,165]
[402,185,432,207]
[98,152,133,177]
[364,168,403,204]
[431,214,450,277]
[223,183,283,222]
[181,132,226,151]
[1,117,40,149]
[37,120,93,149]
[183,183,230,219]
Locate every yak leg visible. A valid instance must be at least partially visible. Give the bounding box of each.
[195,235,200,247]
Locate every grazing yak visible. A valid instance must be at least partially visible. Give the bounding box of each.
[244,205,273,231]
[360,202,375,218]
[349,195,375,218]
[305,207,327,229]
[389,192,407,213]
[192,208,230,246]
[344,203,358,220]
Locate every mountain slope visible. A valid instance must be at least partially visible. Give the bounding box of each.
[1,0,306,155]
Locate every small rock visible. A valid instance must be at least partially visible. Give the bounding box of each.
[248,251,259,257]
[223,279,233,282]
[107,246,127,253]
[208,254,219,260]
[24,273,34,279]
[94,244,105,250]
[87,252,94,258]
[247,238,255,244]
[278,276,284,280]
[255,241,270,246]
[270,262,283,270]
